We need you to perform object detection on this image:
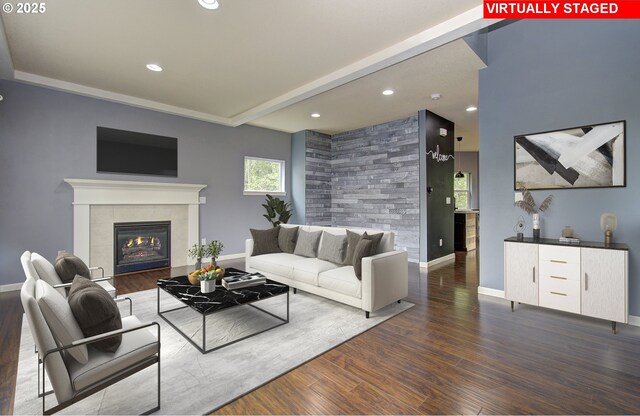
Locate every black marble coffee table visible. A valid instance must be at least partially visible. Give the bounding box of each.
[156,268,289,354]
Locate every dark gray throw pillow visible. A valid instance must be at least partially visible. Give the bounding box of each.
[54,251,91,283]
[293,229,322,258]
[362,232,384,255]
[67,276,122,352]
[251,227,282,256]
[278,226,299,254]
[352,239,373,280]
[344,230,362,265]
[318,232,347,264]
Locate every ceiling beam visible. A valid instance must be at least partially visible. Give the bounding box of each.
[228,6,500,127]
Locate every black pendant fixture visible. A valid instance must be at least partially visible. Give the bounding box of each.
[455,137,465,178]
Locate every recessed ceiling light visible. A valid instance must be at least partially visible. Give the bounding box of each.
[466,106,478,112]
[382,89,394,96]
[198,0,219,9]
[146,64,163,72]
[430,93,442,101]
[311,113,321,118]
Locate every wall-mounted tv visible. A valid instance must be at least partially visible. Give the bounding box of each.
[97,127,178,177]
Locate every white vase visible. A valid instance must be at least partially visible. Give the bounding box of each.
[200,280,216,294]
[532,213,540,229]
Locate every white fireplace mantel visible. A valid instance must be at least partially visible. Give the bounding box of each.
[64,178,206,265]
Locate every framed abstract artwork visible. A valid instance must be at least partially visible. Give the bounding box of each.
[514,120,626,190]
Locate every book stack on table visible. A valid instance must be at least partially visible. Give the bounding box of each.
[222,272,266,289]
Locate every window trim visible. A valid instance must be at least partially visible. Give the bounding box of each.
[243,156,286,196]
[454,172,472,210]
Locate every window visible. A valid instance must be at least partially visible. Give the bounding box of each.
[454,173,471,210]
[244,157,285,195]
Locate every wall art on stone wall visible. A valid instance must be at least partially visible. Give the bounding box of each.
[514,120,625,190]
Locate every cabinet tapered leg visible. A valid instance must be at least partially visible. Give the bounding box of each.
[612,321,617,334]
[510,301,514,312]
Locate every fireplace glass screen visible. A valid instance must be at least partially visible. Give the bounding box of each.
[114,221,170,274]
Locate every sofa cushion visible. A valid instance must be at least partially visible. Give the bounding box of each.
[35,280,89,365]
[250,227,282,256]
[54,251,91,283]
[278,226,299,254]
[293,229,322,258]
[318,266,362,299]
[318,232,347,264]
[31,252,66,297]
[344,230,362,265]
[352,239,373,280]
[249,253,299,279]
[67,315,158,392]
[291,257,339,286]
[68,276,123,353]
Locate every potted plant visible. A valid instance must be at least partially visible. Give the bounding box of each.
[188,243,206,270]
[262,194,293,227]
[514,186,553,239]
[198,269,219,293]
[205,240,224,266]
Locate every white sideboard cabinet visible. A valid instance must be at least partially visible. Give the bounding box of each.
[504,237,628,333]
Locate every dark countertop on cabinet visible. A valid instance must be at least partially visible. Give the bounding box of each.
[504,236,628,251]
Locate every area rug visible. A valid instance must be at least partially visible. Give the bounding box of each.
[14,287,413,415]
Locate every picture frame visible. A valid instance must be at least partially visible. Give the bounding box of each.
[514,120,626,190]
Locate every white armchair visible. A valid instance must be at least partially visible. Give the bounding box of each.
[20,273,161,414]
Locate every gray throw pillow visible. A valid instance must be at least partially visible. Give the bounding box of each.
[54,251,91,283]
[68,276,123,352]
[251,227,282,256]
[353,239,373,280]
[361,232,384,255]
[278,226,299,254]
[293,229,322,258]
[344,230,362,265]
[318,232,347,264]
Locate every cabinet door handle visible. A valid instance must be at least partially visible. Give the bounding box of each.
[550,275,567,280]
[550,291,567,296]
[585,273,588,291]
[550,259,567,264]
[533,266,536,283]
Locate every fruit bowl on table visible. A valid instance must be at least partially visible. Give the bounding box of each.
[187,265,225,285]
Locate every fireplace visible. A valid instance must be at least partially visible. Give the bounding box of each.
[114,221,171,275]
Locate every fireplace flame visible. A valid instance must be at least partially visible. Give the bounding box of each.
[126,239,133,248]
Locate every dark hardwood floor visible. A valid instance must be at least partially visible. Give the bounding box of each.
[3,251,640,415]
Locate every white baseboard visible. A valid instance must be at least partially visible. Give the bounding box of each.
[218,253,245,261]
[628,315,640,327]
[186,253,245,265]
[0,282,23,292]
[477,286,505,298]
[419,253,455,269]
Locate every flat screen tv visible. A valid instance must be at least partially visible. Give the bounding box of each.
[97,127,178,177]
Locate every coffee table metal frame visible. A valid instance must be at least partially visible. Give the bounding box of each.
[157,282,289,354]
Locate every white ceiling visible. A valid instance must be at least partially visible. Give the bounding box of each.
[0,0,497,150]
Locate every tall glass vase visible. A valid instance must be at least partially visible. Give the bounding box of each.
[532,213,540,240]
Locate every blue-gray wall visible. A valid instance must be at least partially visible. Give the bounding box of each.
[290,131,306,225]
[0,80,291,286]
[479,20,640,315]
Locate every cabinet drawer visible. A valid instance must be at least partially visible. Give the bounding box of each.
[539,245,580,264]
[539,276,580,313]
[539,260,580,281]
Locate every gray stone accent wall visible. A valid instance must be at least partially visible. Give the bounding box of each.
[303,116,420,262]
[305,130,332,226]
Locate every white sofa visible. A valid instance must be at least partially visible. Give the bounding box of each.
[245,225,408,317]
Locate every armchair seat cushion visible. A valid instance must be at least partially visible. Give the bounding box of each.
[318,266,362,299]
[96,280,116,298]
[67,315,158,392]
